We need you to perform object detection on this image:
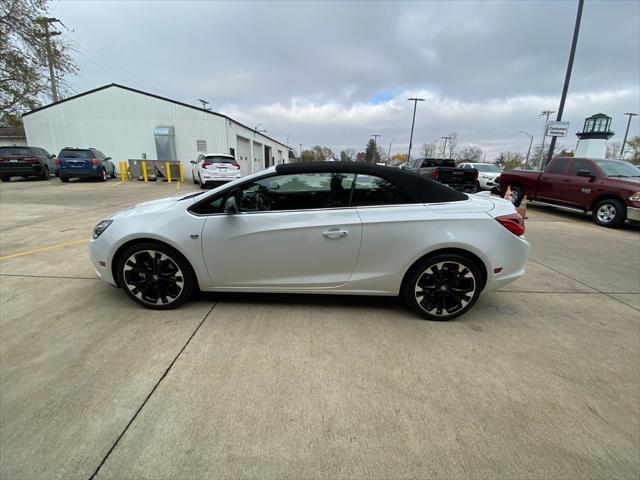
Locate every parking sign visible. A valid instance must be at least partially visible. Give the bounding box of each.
[547,121,570,137]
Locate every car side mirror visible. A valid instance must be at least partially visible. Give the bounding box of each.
[190,160,196,164]
[50,154,56,159]
[224,196,238,215]
[576,170,595,179]
[105,157,111,161]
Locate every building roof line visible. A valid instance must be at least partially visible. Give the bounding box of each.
[22,83,291,150]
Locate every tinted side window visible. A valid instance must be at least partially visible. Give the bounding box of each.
[548,158,569,174]
[351,174,412,207]
[239,173,355,212]
[568,159,596,176]
[190,193,226,215]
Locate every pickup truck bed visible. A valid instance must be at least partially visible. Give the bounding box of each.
[406,157,478,192]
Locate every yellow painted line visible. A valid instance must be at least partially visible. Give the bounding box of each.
[112,180,124,186]
[0,239,88,261]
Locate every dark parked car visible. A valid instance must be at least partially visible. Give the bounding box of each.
[405,157,478,192]
[499,157,640,228]
[0,145,57,181]
[57,148,116,182]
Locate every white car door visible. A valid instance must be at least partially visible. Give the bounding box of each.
[200,172,362,289]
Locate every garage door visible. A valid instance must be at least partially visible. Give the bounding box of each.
[236,136,251,176]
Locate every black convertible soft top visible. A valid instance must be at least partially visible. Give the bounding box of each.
[275,162,467,203]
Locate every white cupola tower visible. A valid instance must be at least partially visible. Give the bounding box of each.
[575,113,614,158]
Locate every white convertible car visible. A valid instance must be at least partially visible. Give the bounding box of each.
[90,162,529,320]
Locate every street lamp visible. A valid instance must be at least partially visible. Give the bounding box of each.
[407,98,425,164]
[620,113,638,157]
[520,130,534,166]
[441,136,451,159]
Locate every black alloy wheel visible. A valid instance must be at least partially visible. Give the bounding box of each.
[116,243,195,309]
[404,254,481,321]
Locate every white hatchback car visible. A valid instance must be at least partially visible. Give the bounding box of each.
[459,162,502,191]
[190,153,242,188]
[90,163,529,321]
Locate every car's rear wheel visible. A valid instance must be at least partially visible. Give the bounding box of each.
[509,185,524,206]
[99,167,107,182]
[192,173,198,184]
[403,254,481,321]
[199,173,206,189]
[0,175,10,182]
[116,242,195,310]
[593,198,625,228]
[60,175,69,183]
[41,165,50,180]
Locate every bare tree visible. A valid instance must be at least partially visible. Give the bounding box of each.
[606,141,621,159]
[447,132,458,159]
[339,148,355,162]
[421,139,438,157]
[455,145,483,162]
[494,151,524,170]
[625,136,640,164]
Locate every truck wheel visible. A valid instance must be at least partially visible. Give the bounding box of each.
[593,198,625,228]
[509,185,524,207]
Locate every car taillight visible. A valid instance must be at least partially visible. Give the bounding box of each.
[432,169,440,181]
[232,164,240,169]
[496,213,525,236]
[473,170,479,180]
[23,157,38,164]
[55,159,61,166]
[92,158,98,165]
[201,163,209,169]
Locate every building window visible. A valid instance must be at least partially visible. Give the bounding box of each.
[196,140,207,153]
[229,147,235,158]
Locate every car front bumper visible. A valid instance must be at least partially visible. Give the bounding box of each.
[627,206,640,222]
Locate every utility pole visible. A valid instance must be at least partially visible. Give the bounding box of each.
[546,0,584,167]
[387,138,393,164]
[38,17,62,102]
[538,110,555,169]
[406,98,425,164]
[371,134,381,146]
[299,143,303,161]
[441,136,451,159]
[520,130,534,166]
[197,99,211,110]
[620,112,638,157]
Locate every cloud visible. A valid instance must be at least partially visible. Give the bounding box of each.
[50,0,640,159]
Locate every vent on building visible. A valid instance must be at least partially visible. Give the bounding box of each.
[196,140,207,153]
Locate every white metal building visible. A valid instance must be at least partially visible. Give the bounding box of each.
[22,84,292,176]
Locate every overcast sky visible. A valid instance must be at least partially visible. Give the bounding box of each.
[51,0,639,159]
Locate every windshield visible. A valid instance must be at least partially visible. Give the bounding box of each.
[60,149,92,158]
[593,159,640,177]
[204,156,237,165]
[0,147,31,157]
[473,164,500,172]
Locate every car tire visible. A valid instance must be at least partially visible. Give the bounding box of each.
[593,198,626,228]
[192,173,198,185]
[116,242,196,310]
[41,165,50,180]
[111,168,117,178]
[509,185,524,207]
[60,176,69,183]
[99,167,107,182]
[199,174,206,189]
[0,175,10,182]
[403,254,482,321]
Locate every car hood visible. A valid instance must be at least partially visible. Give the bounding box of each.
[110,195,183,219]
[479,172,500,178]
[606,177,640,188]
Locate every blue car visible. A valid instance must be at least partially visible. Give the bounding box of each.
[58,148,116,182]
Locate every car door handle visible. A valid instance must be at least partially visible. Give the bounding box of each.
[322,229,348,239]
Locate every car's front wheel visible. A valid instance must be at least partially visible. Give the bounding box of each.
[116,242,195,309]
[593,198,625,228]
[0,175,10,182]
[403,254,482,321]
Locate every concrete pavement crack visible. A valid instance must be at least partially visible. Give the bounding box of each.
[87,301,218,480]
[528,257,640,312]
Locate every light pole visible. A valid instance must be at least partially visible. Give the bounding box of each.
[387,138,393,164]
[545,0,584,167]
[441,136,451,159]
[520,130,534,166]
[406,98,425,164]
[538,110,555,169]
[620,112,638,157]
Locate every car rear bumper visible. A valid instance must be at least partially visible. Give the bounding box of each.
[627,206,640,222]
[0,164,44,176]
[202,175,241,183]
[59,169,100,178]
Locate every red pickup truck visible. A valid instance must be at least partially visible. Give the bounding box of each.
[499,157,640,228]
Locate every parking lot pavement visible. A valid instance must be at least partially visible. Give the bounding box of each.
[0,179,638,479]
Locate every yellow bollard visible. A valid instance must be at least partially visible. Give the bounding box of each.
[166,162,172,183]
[141,161,148,182]
[178,162,184,183]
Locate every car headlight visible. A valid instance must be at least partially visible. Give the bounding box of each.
[93,220,113,239]
[629,192,640,202]
[481,175,492,179]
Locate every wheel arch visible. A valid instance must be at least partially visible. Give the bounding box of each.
[589,193,625,212]
[401,247,488,294]
[110,237,200,290]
